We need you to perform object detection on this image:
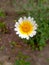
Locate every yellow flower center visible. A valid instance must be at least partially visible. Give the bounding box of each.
[19,20,34,35]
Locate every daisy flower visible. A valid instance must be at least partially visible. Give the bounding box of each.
[14,16,38,40]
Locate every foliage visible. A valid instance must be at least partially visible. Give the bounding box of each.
[9,41,17,49]
[10,41,17,47]
[14,52,30,65]
[0,45,5,51]
[0,22,9,34]
[0,61,3,65]
[17,52,30,60]
[0,10,5,18]
[22,0,49,50]
[0,22,6,28]
[14,59,31,65]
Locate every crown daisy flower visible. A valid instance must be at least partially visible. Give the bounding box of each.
[14,16,38,40]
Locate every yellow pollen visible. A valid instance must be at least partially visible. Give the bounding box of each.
[19,20,33,34]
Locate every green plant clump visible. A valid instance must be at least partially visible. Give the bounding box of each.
[0,61,3,65]
[17,52,30,60]
[0,22,9,33]
[14,59,31,65]
[9,41,17,49]
[0,10,5,18]
[23,6,49,50]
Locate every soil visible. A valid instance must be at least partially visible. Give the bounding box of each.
[0,0,49,65]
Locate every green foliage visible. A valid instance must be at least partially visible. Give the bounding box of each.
[14,59,31,65]
[17,52,30,60]
[0,62,3,65]
[0,22,9,33]
[10,41,17,47]
[23,1,49,50]
[0,10,5,18]
[9,41,17,49]
[15,52,30,65]
[46,58,49,61]
[0,45,5,51]
[0,22,5,28]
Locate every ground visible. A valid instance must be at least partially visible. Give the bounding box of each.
[0,0,49,65]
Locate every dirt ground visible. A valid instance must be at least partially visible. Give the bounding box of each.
[0,0,49,65]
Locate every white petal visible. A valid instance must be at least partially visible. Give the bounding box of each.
[18,17,23,23]
[33,31,36,35]
[16,32,19,34]
[20,34,29,39]
[19,34,24,39]
[34,24,38,30]
[24,16,27,20]
[34,26,37,30]
[15,22,19,27]
[29,33,34,37]
[29,31,36,37]
[18,33,27,39]
[32,21,36,25]
[31,17,34,21]
[28,16,31,20]
[14,28,17,31]
[35,24,38,27]
[21,36,25,39]
[26,36,29,40]
[19,34,21,37]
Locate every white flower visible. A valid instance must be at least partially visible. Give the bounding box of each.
[14,16,38,40]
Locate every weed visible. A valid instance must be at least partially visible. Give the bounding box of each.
[0,22,9,34]
[20,0,49,50]
[17,52,30,60]
[0,10,6,18]
[0,45,5,51]
[10,41,17,48]
[14,59,31,65]
[0,62,3,65]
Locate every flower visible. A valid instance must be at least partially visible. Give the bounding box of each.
[14,16,38,40]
